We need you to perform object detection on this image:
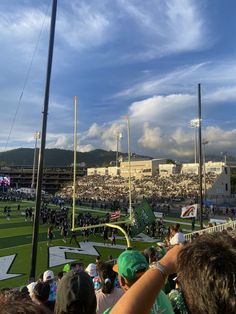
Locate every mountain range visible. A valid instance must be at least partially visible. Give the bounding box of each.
[0,148,152,167]
[0,148,234,168]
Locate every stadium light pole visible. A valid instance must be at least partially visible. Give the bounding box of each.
[72,96,77,231]
[29,0,57,282]
[189,118,200,163]
[221,151,228,165]
[116,132,123,170]
[31,132,40,189]
[197,83,203,229]
[202,140,209,207]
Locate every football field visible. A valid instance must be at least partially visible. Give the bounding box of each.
[0,200,198,289]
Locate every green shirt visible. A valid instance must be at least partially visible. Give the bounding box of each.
[103,290,174,314]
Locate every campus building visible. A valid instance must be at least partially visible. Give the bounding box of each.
[159,163,181,176]
[119,159,165,178]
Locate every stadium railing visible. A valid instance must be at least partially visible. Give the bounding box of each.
[184,220,236,241]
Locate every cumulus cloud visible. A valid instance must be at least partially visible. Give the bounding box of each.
[129,93,195,126]
[137,123,193,157]
[78,144,94,152]
[85,123,102,139]
[136,121,236,158]
[138,122,167,148]
[79,121,126,151]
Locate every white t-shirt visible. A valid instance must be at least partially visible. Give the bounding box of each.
[170,232,185,245]
[96,287,124,314]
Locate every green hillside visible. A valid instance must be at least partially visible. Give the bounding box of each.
[0,148,151,167]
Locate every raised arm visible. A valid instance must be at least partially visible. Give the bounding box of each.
[110,245,182,314]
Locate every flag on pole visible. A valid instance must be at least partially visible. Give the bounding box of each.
[130,199,155,237]
[181,204,198,218]
[110,210,121,221]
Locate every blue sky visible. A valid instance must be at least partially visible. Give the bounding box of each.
[0,0,236,160]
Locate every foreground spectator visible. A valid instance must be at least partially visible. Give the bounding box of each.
[43,270,57,310]
[96,263,124,314]
[0,299,51,314]
[169,225,185,246]
[54,271,96,314]
[109,249,174,314]
[110,233,236,314]
[31,282,52,312]
[86,263,101,290]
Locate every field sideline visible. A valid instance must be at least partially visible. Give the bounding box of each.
[0,200,200,288]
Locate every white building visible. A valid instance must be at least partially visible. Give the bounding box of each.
[120,159,164,178]
[181,163,199,175]
[159,164,179,176]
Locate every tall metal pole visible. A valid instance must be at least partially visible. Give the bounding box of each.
[29,0,57,281]
[194,128,197,163]
[202,140,208,207]
[72,96,77,231]
[116,133,119,169]
[127,117,132,220]
[31,132,40,189]
[198,84,203,229]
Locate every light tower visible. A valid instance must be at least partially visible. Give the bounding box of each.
[31,132,40,189]
[189,118,200,163]
[116,132,123,169]
[202,139,209,205]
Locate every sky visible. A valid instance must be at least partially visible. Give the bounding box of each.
[0,0,236,161]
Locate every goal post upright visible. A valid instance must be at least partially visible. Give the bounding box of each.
[72,96,77,231]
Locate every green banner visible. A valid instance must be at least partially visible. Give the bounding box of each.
[130,199,155,237]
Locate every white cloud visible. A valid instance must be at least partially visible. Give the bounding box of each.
[78,144,94,152]
[129,93,195,126]
[115,61,236,100]
[57,1,111,51]
[138,122,166,149]
[136,122,236,158]
[206,86,236,103]
[100,123,126,151]
[117,0,209,60]
[84,123,102,139]
[164,0,205,52]
[204,126,236,148]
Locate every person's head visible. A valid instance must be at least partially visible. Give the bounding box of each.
[85,263,97,278]
[74,262,84,272]
[43,270,54,283]
[27,282,37,300]
[113,249,148,291]
[97,263,116,294]
[32,282,50,304]
[177,233,236,314]
[0,297,51,314]
[54,271,96,314]
[170,225,178,236]
[2,289,30,302]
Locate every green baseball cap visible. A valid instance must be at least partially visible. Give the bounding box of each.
[113,250,148,280]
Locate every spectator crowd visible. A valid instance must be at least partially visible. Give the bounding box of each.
[0,227,235,314]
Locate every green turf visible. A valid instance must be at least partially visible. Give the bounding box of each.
[0,200,203,289]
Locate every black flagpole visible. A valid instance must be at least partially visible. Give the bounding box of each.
[29,0,57,281]
[198,83,203,229]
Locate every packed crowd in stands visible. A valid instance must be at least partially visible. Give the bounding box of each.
[58,173,217,207]
[0,226,235,314]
